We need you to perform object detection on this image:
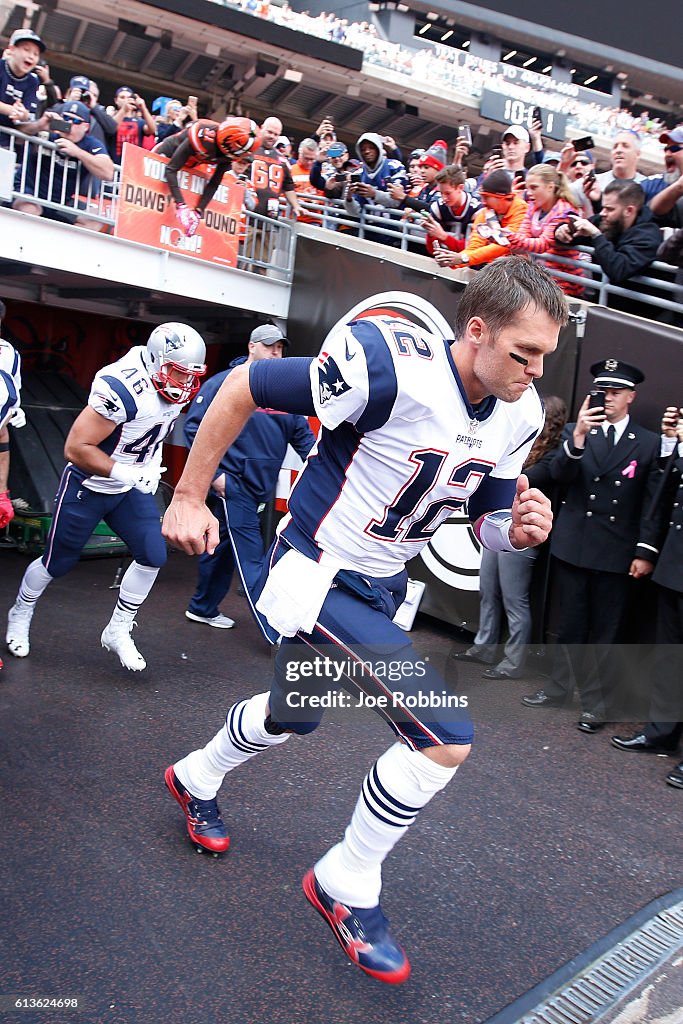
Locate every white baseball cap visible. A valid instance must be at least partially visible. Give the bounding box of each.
[502,125,530,143]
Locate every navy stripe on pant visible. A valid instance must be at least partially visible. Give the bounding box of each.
[267,543,474,750]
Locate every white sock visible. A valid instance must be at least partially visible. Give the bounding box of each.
[174,692,289,800]
[314,741,459,908]
[16,558,53,606]
[111,562,159,622]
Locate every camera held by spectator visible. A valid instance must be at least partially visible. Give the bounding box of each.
[67,75,92,107]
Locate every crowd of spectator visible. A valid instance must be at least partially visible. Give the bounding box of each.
[2,23,683,317]
[266,112,682,319]
[215,0,673,153]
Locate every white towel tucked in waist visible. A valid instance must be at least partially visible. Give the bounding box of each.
[256,548,344,636]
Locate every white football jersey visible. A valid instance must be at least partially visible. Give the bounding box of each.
[280,315,544,577]
[76,346,181,493]
[0,338,22,430]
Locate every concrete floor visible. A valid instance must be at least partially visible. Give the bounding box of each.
[1,548,681,1024]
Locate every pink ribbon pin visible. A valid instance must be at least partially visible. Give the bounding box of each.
[622,460,637,478]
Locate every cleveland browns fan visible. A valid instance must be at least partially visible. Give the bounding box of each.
[154,116,261,236]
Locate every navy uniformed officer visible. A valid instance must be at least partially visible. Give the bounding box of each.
[522,359,664,730]
[612,404,683,788]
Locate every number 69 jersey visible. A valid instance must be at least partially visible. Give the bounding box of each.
[280,315,544,577]
[77,346,180,494]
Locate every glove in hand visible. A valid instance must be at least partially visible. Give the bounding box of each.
[0,490,14,528]
[176,204,200,237]
[110,464,166,495]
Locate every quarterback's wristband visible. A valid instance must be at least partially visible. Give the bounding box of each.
[474,510,517,552]
[0,442,9,453]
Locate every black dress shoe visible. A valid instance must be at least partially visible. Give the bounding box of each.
[665,762,683,789]
[482,667,517,679]
[521,690,566,708]
[611,733,678,755]
[450,650,487,664]
[577,712,605,733]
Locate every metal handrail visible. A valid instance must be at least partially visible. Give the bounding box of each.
[2,124,119,224]
[235,207,296,280]
[534,247,683,315]
[294,192,430,250]
[294,193,683,317]
[3,122,681,316]
[3,125,295,277]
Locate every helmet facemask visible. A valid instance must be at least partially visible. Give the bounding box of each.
[152,359,205,404]
[146,323,207,405]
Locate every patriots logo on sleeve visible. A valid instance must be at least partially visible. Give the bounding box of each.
[317,352,352,406]
[93,390,120,415]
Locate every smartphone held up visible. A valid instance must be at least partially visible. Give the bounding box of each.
[457,125,472,147]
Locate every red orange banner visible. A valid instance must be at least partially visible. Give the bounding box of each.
[114,144,244,266]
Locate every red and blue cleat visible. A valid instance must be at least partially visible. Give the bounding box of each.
[302,869,411,984]
[164,765,230,856]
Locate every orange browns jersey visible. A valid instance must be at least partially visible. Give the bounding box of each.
[289,159,324,223]
[186,119,222,169]
[249,146,294,217]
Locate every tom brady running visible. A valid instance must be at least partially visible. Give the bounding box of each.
[162,257,567,983]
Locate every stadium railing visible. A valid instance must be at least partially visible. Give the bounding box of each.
[1,127,296,277]
[2,127,680,318]
[1,125,117,226]
[294,194,683,318]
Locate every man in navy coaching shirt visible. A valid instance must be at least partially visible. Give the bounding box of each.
[12,100,114,222]
[184,324,314,643]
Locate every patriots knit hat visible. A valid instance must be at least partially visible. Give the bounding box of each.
[60,100,91,122]
[420,139,448,171]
